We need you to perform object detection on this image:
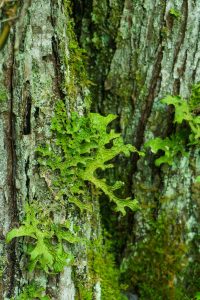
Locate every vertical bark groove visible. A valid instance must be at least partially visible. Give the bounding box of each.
[5,31,19,297]
[172,1,188,71]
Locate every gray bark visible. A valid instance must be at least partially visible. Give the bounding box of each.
[0,1,97,299]
[79,0,200,297]
[0,0,200,299]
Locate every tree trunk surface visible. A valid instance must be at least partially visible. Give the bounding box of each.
[0,0,200,299]
[79,0,200,298]
[0,1,99,299]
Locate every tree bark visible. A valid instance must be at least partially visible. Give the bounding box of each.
[1,0,200,299]
[78,0,200,298]
[0,1,99,299]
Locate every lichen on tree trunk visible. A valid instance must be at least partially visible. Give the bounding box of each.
[78,0,200,298]
[0,0,99,299]
[1,0,200,299]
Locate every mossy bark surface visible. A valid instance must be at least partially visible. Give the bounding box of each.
[78,0,200,298]
[1,0,200,299]
[0,1,99,299]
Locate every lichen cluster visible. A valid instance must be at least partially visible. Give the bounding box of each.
[6,99,139,298]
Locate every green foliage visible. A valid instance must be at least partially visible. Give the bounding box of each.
[6,99,140,292]
[121,211,188,300]
[37,101,140,216]
[12,283,50,300]
[146,86,200,166]
[6,203,78,273]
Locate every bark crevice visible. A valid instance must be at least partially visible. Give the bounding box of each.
[5,31,19,297]
[172,0,188,72]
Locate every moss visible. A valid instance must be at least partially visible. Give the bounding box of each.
[179,214,200,297]
[11,282,50,300]
[191,181,200,205]
[77,0,124,111]
[190,82,200,113]
[121,210,188,300]
[86,233,127,300]
[75,283,93,300]
[0,87,7,102]
[61,0,93,111]
[161,26,170,39]
[0,250,6,278]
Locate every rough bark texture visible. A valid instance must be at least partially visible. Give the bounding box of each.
[0,0,200,299]
[0,1,99,299]
[78,0,200,298]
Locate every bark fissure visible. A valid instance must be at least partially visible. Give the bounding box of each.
[192,19,200,81]
[25,157,30,197]
[129,9,166,179]
[172,0,188,72]
[173,51,187,95]
[50,0,66,100]
[5,31,19,297]
[135,46,163,150]
[23,83,32,135]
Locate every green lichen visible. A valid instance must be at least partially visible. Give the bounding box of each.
[162,95,200,145]
[196,176,200,183]
[169,8,181,19]
[195,292,200,300]
[146,86,200,166]
[6,87,140,295]
[145,133,187,166]
[37,101,140,215]
[6,202,78,273]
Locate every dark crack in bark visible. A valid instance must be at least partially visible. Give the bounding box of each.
[172,0,188,72]
[4,32,19,299]
[23,81,32,135]
[50,0,67,100]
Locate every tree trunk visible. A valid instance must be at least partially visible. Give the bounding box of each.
[1,0,200,299]
[78,0,200,298]
[0,1,100,299]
